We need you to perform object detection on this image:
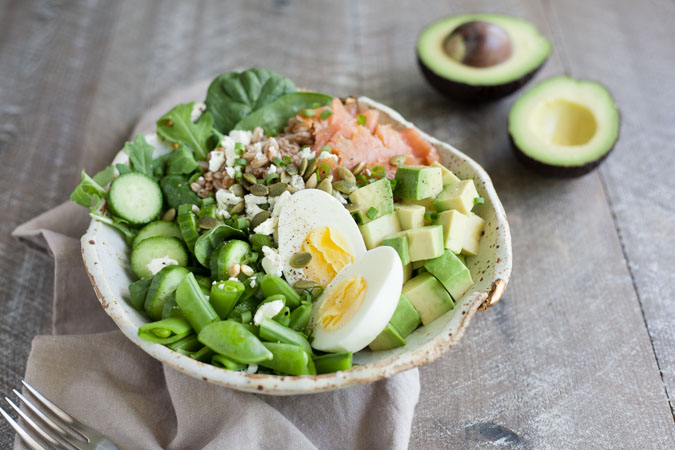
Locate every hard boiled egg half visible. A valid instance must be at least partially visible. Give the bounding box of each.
[277,189,367,288]
[310,246,403,353]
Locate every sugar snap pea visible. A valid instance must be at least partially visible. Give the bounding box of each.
[198,320,272,364]
[190,346,215,362]
[211,354,247,371]
[138,317,192,344]
[259,274,300,308]
[175,273,219,333]
[259,342,313,376]
[312,352,353,374]
[259,318,312,355]
[210,279,245,319]
[168,334,202,354]
[288,304,312,332]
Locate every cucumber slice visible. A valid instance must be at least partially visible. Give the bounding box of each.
[130,236,189,279]
[194,224,247,267]
[108,172,163,225]
[210,240,251,280]
[144,265,190,320]
[133,221,182,248]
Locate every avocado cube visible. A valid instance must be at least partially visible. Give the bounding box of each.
[405,225,444,262]
[394,166,443,200]
[436,209,469,254]
[349,178,394,224]
[381,232,410,266]
[462,213,485,256]
[402,197,436,210]
[434,180,479,214]
[403,262,412,282]
[369,323,406,351]
[390,294,421,337]
[359,213,401,249]
[402,272,455,325]
[411,260,425,270]
[424,250,473,300]
[394,203,425,230]
[430,161,460,186]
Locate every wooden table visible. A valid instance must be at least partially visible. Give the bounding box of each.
[1,0,674,447]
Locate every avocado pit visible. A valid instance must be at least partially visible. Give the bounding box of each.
[443,21,513,68]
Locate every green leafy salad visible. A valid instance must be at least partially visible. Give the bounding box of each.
[72,68,486,376]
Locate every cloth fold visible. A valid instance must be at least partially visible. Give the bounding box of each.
[11,200,420,449]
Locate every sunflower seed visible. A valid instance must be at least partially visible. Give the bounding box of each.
[229,263,241,278]
[333,180,357,194]
[303,159,317,181]
[305,173,318,189]
[243,173,257,185]
[390,155,406,166]
[162,208,176,221]
[251,210,270,229]
[290,252,312,268]
[198,216,219,229]
[249,183,269,196]
[294,279,318,289]
[317,176,333,194]
[229,202,244,215]
[337,167,356,184]
[352,161,366,175]
[269,182,289,197]
[299,158,308,176]
[229,184,245,197]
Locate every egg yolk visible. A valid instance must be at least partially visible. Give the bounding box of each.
[301,226,354,286]
[316,276,368,331]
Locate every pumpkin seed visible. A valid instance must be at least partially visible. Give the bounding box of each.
[352,161,366,175]
[389,155,406,166]
[299,158,308,176]
[229,184,245,197]
[346,203,360,212]
[198,216,219,229]
[290,252,312,268]
[305,173,318,189]
[303,159,317,181]
[251,210,270,229]
[286,164,298,175]
[317,176,333,194]
[269,182,289,197]
[249,183,269,196]
[310,286,324,298]
[162,208,176,222]
[243,173,257,185]
[333,180,357,194]
[337,167,356,184]
[280,171,292,183]
[294,279,318,289]
[229,202,244,215]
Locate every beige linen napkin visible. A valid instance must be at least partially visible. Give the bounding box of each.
[10,80,420,449]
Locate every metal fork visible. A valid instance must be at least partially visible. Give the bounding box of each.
[0,380,118,450]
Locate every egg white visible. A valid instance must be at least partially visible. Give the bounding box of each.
[310,246,403,353]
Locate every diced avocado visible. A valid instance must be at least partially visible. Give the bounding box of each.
[381,232,410,266]
[405,225,444,262]
[394,203,425,230]
[412,260,425,270]
[359,213,401,249]
[403,263,412,282]
[434,180,479,214]
[369,323,406,351]
[424,250,473,300]
[349,178,394,224]
[394,166,443,200]
[390,294,421,337]
[430,161,460,186]
[436,209,469,254]
[462,213,486,256]
[457,253,466,265]
[402,272,455,325]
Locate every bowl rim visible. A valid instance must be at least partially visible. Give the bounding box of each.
[81,93,512,395]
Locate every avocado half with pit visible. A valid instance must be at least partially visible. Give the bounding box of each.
[509,76,620,177]
[417,14,552,101]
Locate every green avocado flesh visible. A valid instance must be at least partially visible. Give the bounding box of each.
[417,14,551,87]
[509,76,620,174]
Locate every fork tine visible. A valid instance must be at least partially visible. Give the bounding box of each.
[5,397,71,450]
[21,380,82,428]
[0,404,47,450]
[13,389,84,443]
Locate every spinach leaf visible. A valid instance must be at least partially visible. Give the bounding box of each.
[160,175,200,209]
[205,68,297,134]
[157,103,213,161]
[70,168,111,211]
[124,134,155,177]
[234,92,333,134]
[167,144,199,175]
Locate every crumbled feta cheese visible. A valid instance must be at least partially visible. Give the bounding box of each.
[271,190,292,218]
[289,174,306,191]
[245,194,268,220]
[249,278,256,288]
[229,276,239,282]
[318,150,339,162]
[246,203,264,221]
[253,217,278,235]
[253,299,285,325]
[146,257,179,276]
[246,364,258,374]
[216,208,231,220]
[191,102,206,122]
[268,164,278,174]
[229,129,252,146]
[225,167,236,178]
[220,136,236,167]
[216,189,243,210]
[208,150,226,172]
[298,146,315,160]
[333,190,348,204]
[261,246,283,277]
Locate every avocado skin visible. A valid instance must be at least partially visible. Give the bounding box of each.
[508,133,618,177]
[417,53,545,102]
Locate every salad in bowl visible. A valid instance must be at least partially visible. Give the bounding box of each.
[74,68,511,393]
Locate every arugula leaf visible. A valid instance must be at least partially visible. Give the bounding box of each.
[124,134,155,177]
[116,164,132,175]
[160,175,200,209]
[157,103,213,161]
[92,166,114,186]
[90,212,137,245]
[234,92,333,135]
[205,68,296,134]
[70,168,111,211]
[167,144,199,175]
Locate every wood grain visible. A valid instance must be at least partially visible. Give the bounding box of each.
[0,0,673,448]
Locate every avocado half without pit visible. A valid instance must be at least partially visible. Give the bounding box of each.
[417,14,552,101]
[509,76,620,177]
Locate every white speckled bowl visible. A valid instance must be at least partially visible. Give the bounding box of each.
[81,82,512,395]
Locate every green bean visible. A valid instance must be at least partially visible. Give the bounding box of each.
[198,320,272,364]
[259,274,300,308]
[138,317,192,344]
[259,342,313,376]
[175,273,219,332]
[312,352,353,374]
[168,334,201,353]
[210,280,245,319]
[200,204,218,219]
[128,277,152,311]
[211,354,246,371]
[259,318,312,355]
[288,304,312,331]
[190,346,214,362]
[274,306,291,327]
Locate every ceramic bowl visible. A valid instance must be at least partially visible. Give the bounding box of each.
[81,85,512,395]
